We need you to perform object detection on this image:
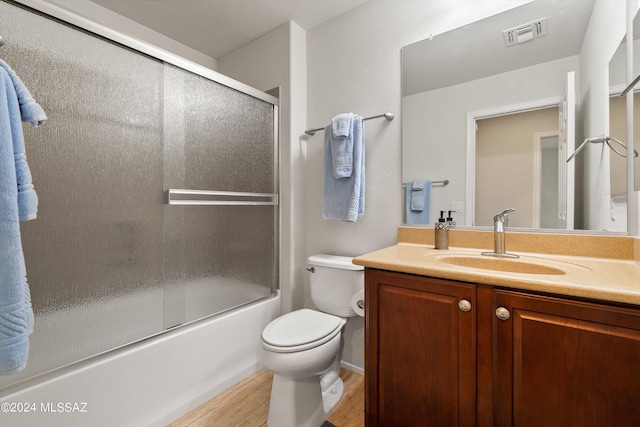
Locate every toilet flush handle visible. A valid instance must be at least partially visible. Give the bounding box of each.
[306,267,315,273]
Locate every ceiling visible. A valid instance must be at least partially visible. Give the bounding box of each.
[90,0,369,59]
[402,0,596,96]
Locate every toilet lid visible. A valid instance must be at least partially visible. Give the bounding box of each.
[262,309,344,348]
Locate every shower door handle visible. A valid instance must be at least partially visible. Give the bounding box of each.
[165,189,278,206]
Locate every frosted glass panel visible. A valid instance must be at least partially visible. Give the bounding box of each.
[0,2,165,388]
[164,64,275,193]
[0,1,277,391]
[181,205,276,322]
[163,64,276,326]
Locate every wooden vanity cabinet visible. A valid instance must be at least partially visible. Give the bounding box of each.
[364,269,476,426]
[365,268,640,427]
[490,288,640,427]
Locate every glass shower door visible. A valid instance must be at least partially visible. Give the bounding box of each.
[0,0,278,392]
[162,64,278,328]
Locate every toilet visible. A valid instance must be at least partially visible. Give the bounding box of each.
[260,254,364,427]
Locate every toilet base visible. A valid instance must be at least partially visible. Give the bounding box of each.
[319,356,344,414]
[321,376,344,415]
[266,364,344,427]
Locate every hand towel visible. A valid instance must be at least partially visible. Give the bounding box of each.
[0,67,38,374]
[332,113,353,138]
[0,60,47,127]
[405,179,431,225]
[330,113,355,178]
[410,178,427,211]
[323,115,364,221]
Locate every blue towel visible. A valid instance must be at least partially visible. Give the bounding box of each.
[410,178,427,211]
[405,179,431,225]
[323,115,364,221]
[332,112,353,138]
[0,64,43,375]
[0,60,47,128]
[0,60,45,221]
[330,113,355,178]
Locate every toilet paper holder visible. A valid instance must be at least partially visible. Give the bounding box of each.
[356,300,364,309]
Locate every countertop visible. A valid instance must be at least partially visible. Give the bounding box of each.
[352,229,640,307]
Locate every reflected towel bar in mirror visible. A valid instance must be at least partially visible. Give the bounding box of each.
[566,136,639,163]
[402,179,449,187]
[619,73,640,97]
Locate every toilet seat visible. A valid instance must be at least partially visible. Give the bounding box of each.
[262,309,345,353]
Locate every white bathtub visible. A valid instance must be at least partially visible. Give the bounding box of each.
[0,293,281,427]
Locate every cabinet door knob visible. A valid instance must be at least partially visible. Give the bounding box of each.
[458,299,472,312]
[495,307,511,320]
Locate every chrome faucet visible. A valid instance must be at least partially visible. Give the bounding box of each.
[482,208,519,258]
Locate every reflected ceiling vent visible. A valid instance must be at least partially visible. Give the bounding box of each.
[503,18,547,47]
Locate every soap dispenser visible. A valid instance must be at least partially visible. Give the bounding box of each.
[446,210,456,228]
[435,210,449,250]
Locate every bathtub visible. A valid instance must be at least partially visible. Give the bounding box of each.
[0,293,281,427]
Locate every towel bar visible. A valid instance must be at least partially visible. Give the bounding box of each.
[305,112,394,136]
[165,189,278,206]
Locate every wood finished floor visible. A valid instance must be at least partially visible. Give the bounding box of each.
[171,368,364,427]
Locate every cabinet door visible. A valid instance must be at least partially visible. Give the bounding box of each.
[365,269,475,427]
[494,290,640,427]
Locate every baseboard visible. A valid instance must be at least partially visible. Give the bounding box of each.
[340,360,364,375]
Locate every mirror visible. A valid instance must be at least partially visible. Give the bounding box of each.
[402,0,629,233]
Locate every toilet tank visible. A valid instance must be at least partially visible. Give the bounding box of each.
[307,254,364,317]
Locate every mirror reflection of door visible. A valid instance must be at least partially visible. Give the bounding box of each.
[610,92,640,195]
[475,106,559,228]
[558,71,575,230]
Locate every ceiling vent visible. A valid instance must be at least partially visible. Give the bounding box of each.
[503,18,547,47]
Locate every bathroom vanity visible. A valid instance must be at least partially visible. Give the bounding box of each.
[354,228,640,427]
